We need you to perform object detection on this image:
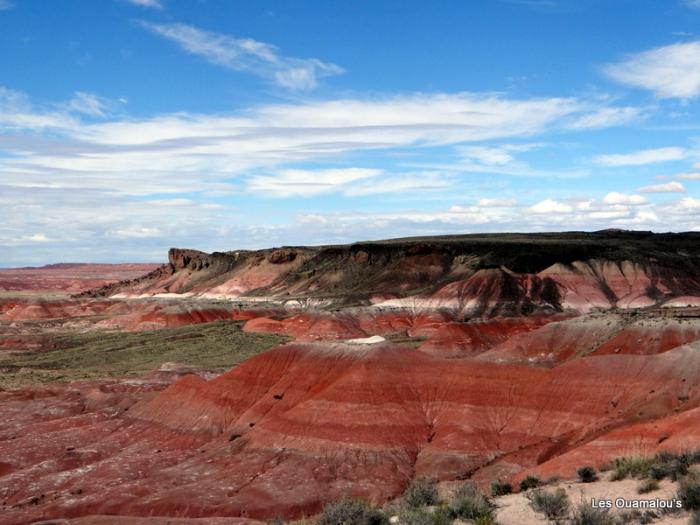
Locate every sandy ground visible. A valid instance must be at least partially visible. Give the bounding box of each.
[494,477,689,525]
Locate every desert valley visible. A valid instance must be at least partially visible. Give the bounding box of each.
[2,231,700,524]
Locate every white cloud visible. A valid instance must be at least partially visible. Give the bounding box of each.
[63,91,109,117]
[593,147,686,166]
[126,0,163,8]
[0,0,13,10]
[530,199,573,214]
[603,192,647,205]
[679,197,700,210]
[677,172,700,180]
[477,198,518,207]
[140,22,343,90]
[638,181,686,193]
[345,172,451,197]
[0,86,689,264]
[604,41,700,100]
[567,106,644,129]
[109,227,161,239]
[23,233,48,242]
[247,168,381,197]
[459,145,520,165]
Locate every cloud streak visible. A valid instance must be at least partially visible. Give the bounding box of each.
[140,22,343,90]
[604,41,700,100]
[593,147,686,167]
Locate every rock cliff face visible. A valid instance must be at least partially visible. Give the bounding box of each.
[82,232,700,315]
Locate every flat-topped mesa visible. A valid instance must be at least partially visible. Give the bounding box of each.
[80,231,700,313]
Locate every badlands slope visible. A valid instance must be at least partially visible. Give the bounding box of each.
[2,231,700,523]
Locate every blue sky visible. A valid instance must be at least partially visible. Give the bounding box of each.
[3,0,700,265]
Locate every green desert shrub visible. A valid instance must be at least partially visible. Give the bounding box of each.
[449,483,494,522]
[403,477,439,509]
[678,475,700,512]
[490,479,512,496]
[398,506,453,525]
[266,519,285,525]
[519,475,540,491]
[429,506,453,525]
[397,508,434,525]
[526,488,571,521]
[577,466,598,483]
[651,450,691,481]
[317,497,389,525]
[637,478,659,494]
[610,456,654,480]
[569,501,614,525]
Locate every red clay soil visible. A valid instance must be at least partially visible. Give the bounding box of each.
[2,341,699,523]
[0,264,159,293]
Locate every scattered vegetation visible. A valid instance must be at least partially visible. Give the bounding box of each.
[650,450,693,481]
[526,488,570,521]
[610,456,655,481]
[570,501,614,525]
[402,477,439,509]
[397,506,452,525]
[490,479,513,496]
[317,497,389,525]
[0,320,288,387]
[396,508,434,525]
[449,483,495,522]
[637,478,659,494]
[610,449,700,482]
[577,466,599,483]
[519,475,541,491]
[678,474,700,511]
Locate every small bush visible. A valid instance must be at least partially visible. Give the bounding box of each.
[577,466,598,483]
[403,477,439,509]
[651,450,690,481]
[519,475,540,491]
[490,479,512,497]
[678,475,700,511]
[430,506,454,525]
[569,501,613,525]
[610,456,654,480]
[317,497,389,525]
[449,483,494,522]
[526,488,571,520]
[266,519,285,525]
[397,508,434,525]
[637,478,659,494]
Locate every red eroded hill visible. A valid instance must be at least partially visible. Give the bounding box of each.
[1,340,699,522]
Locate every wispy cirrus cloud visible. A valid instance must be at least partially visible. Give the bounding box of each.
[126,0,163,9]
[638,181,686,193]
[567,106,645,129]
[0,85,681,264]
[0,0,13,11]
[140,22,343,90]
[593,147,686,166]
[604,41,700,100]
[62,91,110,117]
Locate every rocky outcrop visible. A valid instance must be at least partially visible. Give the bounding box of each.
[81,232,700,315]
